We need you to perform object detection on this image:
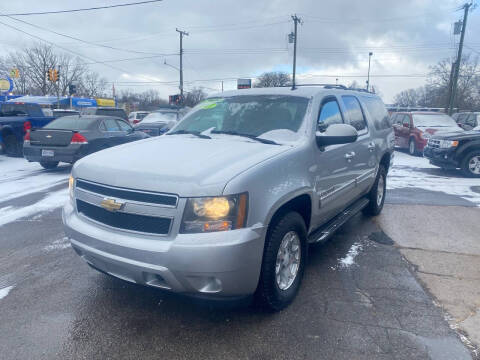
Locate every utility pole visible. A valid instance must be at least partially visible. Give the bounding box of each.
[176,28,189,99]
[221,80,224,92]
[291,14,302,89]
[366,52,373,91]
[57,65,61,109]
[448,2,472,115]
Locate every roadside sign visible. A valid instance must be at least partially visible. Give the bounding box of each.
[0,77,14,94]
[237,78,252,89]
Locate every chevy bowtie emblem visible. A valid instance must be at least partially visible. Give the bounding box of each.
[100,198,125,212]
[46,135,52,138]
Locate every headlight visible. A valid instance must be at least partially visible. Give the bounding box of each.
[421,132,431,139]
[439,140,459,148]
[68,175,75,202]
[180,193,248,233]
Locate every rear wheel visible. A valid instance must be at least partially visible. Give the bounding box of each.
[363,165,387,216]
[40,161,59,169]
[256,212,307,311]
[461,151,480,178]
[4,134,22,157]
[408,138,417,156]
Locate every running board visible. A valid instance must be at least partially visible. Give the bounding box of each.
[308,197,370,244]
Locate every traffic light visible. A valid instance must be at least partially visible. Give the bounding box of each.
[48,69,59,82]
[169,94,184,105]
[68,84,76,95]
[10,68,19,78]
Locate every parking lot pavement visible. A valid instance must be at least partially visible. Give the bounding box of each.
[0,153,478,359]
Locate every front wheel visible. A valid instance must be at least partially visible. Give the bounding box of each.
[363,165,387,216]
[408,138,417,156]
[40,161,59,169]
[256,212,307,311]
[4,134,22,157]
[461,151,480,178]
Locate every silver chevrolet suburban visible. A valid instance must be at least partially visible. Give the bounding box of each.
[63,86,394,311]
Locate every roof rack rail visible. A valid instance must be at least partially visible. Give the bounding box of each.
[290,83,348,90]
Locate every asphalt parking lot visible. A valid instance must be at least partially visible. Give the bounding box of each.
[0,152,479,359]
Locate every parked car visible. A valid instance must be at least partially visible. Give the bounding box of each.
[64,86,394,311]
[134,110,179,136]
[128,111,150,124]
[81,107,128,121]
[23,115,148,169]
[453,112,480,131]
[0,102,54,156]
[392,112,462,155]
[424,129,480,177]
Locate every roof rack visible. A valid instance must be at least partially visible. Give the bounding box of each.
[276,83,374,93]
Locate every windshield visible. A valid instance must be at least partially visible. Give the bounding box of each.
[413,114,459,128]
[142,112,177,124]
[43,116,96,130]
[172,95,309,142]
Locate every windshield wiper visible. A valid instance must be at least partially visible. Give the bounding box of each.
[211,130,279,145]
[167,129,211,139]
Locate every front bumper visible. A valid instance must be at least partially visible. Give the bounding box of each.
[63,201,265,297]
[423,146,459,169]
[23,143,87,163]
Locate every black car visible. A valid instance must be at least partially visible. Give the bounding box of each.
[134,110,180,136]
[423,130,480,177]
[23,115,148,169]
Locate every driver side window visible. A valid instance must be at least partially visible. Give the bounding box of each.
[318,99,343,132]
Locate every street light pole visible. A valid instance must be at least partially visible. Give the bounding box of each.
[366,52,373,91]
[291,14,302,90]
[176,28,189,99]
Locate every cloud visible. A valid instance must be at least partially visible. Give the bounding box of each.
[0,0,476,102]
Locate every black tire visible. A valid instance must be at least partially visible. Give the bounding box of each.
[363,165,387,216]
[408,138,417,156]
[4,134,22,157]
[460,151,480,178]
[256,212,307,312]
[40,161,59,169]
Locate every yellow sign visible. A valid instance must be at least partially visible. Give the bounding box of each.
[100,198,124,212]
[0,79,10,92]
[96,98,116,107]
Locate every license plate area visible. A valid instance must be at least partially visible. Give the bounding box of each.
[42,149,54,157]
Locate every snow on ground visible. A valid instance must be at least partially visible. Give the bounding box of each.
[0,285,14,300]
[44,237,71,252]
[331,242,363,270]
[0,157,70,203]
[388,151,480,206]
[0,188,68,227]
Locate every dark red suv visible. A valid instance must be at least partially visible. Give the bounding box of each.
[391,112,462,155]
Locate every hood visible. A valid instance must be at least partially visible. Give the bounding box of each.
[73,135,291,196]
[419,126,463,136]
[431,130,480,140]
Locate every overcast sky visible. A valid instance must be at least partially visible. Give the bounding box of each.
[1,0,479,102]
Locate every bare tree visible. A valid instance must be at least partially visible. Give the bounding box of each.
[22,43,58,95]
[78,71,108,98]
[183,87,207,107]
[254,71,291,88]
[57,53,88,96]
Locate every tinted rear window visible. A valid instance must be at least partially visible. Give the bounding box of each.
[43,116,97,130]
[361,96,391,130]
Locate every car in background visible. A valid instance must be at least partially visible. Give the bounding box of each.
[81,107,128,121]
[392,112,462,155]
[453,112,480,131]
[424,129,480,177]
[23,115,148,169]
[134,109,181,137]
[53,109,80,118]
[128,111,150,124]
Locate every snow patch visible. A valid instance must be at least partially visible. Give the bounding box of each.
[44,237,71,252]
[332,242,363,270]
[388,151,480,206]
[0,285,14,300]
[0,189,68,227]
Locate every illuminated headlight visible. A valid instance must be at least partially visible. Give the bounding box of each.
[68,175,75,202]
[439,140,459,148]
[180,193,248,233]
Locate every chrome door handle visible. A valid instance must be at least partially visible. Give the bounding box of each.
[344,151,356,159]
[368,142,376,152]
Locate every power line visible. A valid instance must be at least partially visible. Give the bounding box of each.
[3,14,171,56]
[0,1,163,16]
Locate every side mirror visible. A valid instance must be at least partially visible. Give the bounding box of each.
[316,123,358,147]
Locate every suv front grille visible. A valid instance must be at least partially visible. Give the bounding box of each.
[76,199,172,235]
[76,179,177,207]
[428,139,440,148]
